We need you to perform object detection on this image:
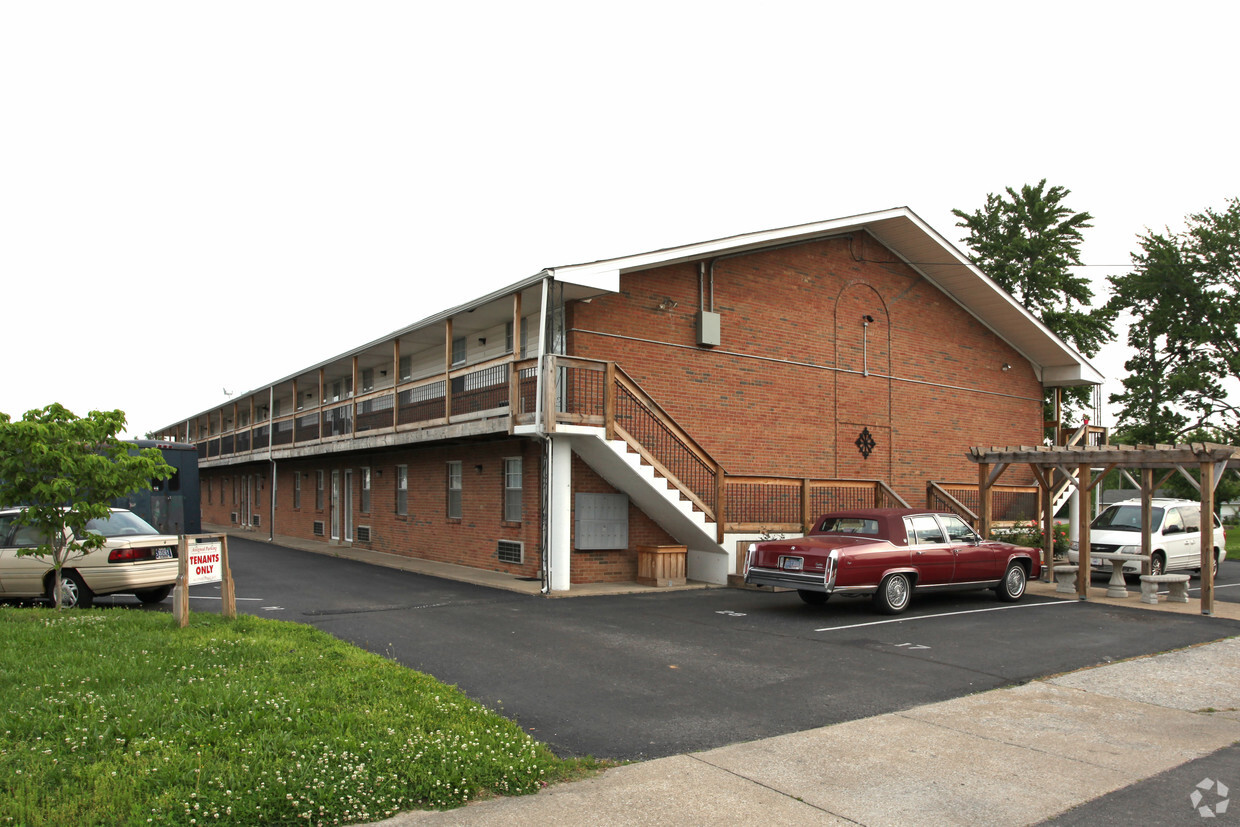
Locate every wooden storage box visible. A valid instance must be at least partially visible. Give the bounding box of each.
[636,544,687,587]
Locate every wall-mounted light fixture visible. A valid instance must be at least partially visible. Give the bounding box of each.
[475,464,484,474]
[1001,363,1012,371]
[477,337,486,345]
[861,316,875,376]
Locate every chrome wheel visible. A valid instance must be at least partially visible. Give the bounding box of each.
[874,573,912,615]
[1150,553,1165,577]
[997,563,1026,602]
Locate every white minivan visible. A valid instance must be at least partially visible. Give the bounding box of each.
[1068,498,1227,577]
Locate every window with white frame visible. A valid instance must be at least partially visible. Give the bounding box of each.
[396,465,408,515]
[451,336,467,367]
[316,470,325,510]
[447,461,462,519]
[361,467,371,513]
[360,368,374,393]
[294,472,301,509]
[399,355,412,381]
[504,457,523,522]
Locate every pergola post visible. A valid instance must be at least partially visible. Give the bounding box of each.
[977,461,991,538]
[1201,460,1216,616]
[1077,462,1092,600]
[1041,469,1055,582]
[1140,468,1154,576]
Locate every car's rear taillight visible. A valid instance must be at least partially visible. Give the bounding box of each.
[744,544,756,576]
[108,546,174,563]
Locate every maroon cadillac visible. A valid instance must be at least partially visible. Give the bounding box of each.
[743,508,1042,614]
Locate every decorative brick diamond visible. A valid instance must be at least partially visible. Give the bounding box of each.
[856,427,876,459]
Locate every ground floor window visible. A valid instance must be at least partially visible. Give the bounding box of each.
[447,461,462,519]
[396,465,408,515]
[316,470,325,510]
[504,457,522,522]
[294,472,301,509]
[361,467,371,513]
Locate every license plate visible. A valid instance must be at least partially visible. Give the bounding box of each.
[1090,557,1104,567]
[154,547,174,560]
[780,557,803,571]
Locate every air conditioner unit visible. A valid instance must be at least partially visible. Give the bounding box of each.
[497,539,523,564]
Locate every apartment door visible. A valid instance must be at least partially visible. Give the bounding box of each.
[343,469,354,542]
[241,476,252,528]
[330,470,340,540]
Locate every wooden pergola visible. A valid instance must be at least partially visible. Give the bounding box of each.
[968,442,1240,615]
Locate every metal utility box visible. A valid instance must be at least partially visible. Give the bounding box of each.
[696,310,721,347]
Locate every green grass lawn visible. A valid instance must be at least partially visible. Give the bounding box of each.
[1228,524,1240,558]
[0,608,601,826]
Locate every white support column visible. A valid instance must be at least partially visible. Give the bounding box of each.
[547,434,573,592]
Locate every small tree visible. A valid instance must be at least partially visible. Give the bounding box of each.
[953,180,1115,421]
[0,404,172,609]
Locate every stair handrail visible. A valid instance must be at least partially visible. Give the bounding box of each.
[926,481,980,527]
[610,366,724,525]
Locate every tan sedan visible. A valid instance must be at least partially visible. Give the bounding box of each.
[0,508,180,608]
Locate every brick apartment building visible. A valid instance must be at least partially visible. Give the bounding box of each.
[153,208,1103,592]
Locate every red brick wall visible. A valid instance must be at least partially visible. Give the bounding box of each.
[567,232,1042,504]
[200,439,545,578]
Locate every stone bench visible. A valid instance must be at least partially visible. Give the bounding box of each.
[1053,565,1078,595]
[1140,573,1190,604]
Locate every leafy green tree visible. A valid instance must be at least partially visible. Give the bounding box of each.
[0,404,172,608]
[953,180,1115,420]
[1107,198,1240,444]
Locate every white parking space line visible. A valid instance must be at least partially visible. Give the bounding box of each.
[188,596,264,601]
[814,599,1074,633]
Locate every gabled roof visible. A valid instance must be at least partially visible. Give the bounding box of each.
[548,207,1103,387]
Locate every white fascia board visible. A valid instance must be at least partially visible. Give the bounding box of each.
[871,210,1105,389]
[548,208,913,280]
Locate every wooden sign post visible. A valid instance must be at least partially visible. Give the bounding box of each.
[173,533,236,627]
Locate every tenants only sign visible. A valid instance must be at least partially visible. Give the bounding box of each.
[187,540,223,585]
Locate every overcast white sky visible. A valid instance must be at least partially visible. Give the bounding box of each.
[2,2,1237,438]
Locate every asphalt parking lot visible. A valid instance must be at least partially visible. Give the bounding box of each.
[107,537,1236,762]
